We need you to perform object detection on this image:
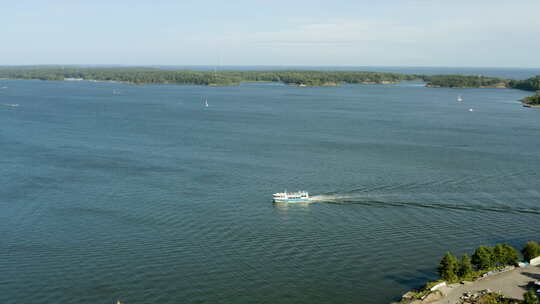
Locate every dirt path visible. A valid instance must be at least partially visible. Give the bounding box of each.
[432,265,540,304]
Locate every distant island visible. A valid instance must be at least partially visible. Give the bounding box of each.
[522,94,540,107]
[0,66,420,86]
[0,67,538,106]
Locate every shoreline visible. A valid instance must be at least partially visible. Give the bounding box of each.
[434,264,540,304]
[1,68,538,108]
[1,77,405,87]
[397,265,540,304]
[396,241,540,304]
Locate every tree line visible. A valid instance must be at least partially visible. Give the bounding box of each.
[424,74,507,88]
[438,241,540,283]
[522,94,540,105]
[509,76,540,105]
[1,67,539,102]
[0,67,419,86]
[509,76,540,92]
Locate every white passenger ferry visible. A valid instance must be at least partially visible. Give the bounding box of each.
[272,191,310,203]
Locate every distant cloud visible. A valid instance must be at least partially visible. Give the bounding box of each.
[1,0,539,66]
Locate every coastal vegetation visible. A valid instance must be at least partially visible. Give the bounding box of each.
[521,94,540,106]
[524,290,540,304]
[2,66,539,105]
[509,76,540,92]
[508,76,540,106]
[437,244,519,283]
[399,241,539,304]
[424,74,507,88]
[522,242,540,261]
[456,290,539,304]
[0,66,418,86]
[0,66,538,89]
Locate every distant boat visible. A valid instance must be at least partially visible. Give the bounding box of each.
[457,95,463,102]
[273,191,310,203]
[204,97,209,107]
[469,108,474,112]
[2,103,19,107]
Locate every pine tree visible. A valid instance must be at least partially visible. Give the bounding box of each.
[458,254,473,279]
[472,246,493,270]
[501,244,519,266]
[438,252,459,282]
[493,244,505,266]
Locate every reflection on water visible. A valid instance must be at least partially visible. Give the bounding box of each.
[273,201,313,214]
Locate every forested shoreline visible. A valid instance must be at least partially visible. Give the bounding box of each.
[1,67,539,104]
[397,241,540,304]
[0,67,419,86]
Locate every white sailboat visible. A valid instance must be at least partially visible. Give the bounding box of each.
[457,94,463,102]
[204,97,209,107]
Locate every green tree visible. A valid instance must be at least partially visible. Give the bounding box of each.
[458,254,473,279]
[472,246,494,270]
[493,244,506,266]
[501,244,519,266]
[438,252,459,282]
[524,289,539,304]
[492,244,518,266]
[522,241,540,262]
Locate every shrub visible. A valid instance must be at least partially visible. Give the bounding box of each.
[522,242,540,262]
[524,289,539,304]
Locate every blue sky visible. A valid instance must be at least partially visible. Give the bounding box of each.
[2,0,539,67]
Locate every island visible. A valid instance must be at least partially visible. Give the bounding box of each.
[424,74,508,88]
[0,66,419,86]
[0,66,539,107]
[522,94,540,107]
[509,76,540,107]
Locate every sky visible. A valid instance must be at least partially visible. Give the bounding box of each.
[2,0,540,67]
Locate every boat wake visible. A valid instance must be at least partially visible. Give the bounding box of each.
[1,103,19,107]
[309,194,370,201]
[314,196,540,215]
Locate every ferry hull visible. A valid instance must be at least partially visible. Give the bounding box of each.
[273,198,310,203]
[273,191,310,203]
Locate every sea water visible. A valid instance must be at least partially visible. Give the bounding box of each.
[1,69,539,304]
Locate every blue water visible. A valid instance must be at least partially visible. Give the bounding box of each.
[1,72,540,304]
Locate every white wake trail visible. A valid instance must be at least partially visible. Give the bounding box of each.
[310,194,369,202]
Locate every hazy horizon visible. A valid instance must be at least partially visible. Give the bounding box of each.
[2,64,540,69]
[3,0,540,68]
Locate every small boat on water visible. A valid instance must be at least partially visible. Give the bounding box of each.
[273,191,310,203]
[457,95,463,102]
[201,96,209,107]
